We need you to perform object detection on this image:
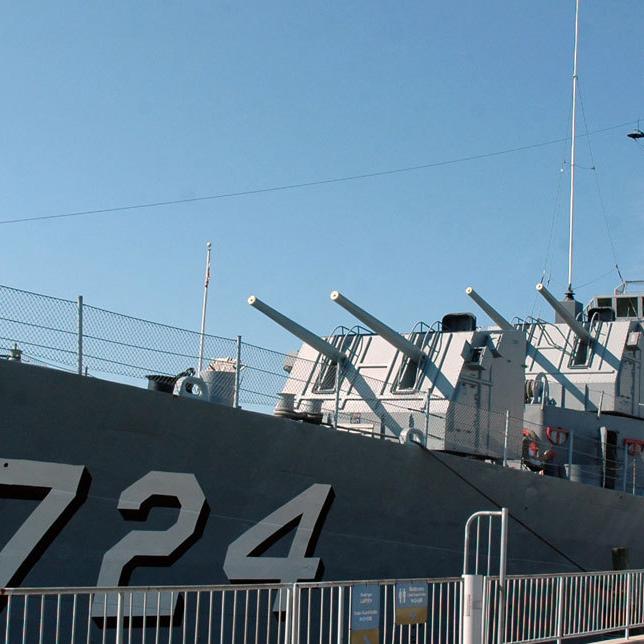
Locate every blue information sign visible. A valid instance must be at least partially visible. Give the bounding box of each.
[395,581,429,625]
[351,584,380,643]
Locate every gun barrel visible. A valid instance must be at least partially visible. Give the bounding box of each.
[330,290,425,363]
[248,296,345,363]
[535,283,593,344]
[465,287,513,330]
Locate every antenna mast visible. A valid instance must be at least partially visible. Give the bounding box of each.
[198,241,213,373]
[566,0,580,298]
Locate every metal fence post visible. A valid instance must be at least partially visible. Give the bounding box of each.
[503,410,509,467]
[567,430,574,480]
[334,361,342,430]
[479,576,487,644]
[234,335,242,408]
[624,444,629,492]
[290,583,299,644]
[424,396,431,445]
[77,295,83,376]
[555,576,564,644]
[497,508,508,644]
[337,585,343,644]
[284,585,293,644]
[115,590,123,644]
[625,572,632,639]
[462,574,484,644]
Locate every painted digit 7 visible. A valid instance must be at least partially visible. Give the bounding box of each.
[0,458,87,587]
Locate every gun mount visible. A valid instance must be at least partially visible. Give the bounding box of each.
[330,290,425,364]
[248,296,345,363]
[535,283,593,344]
[465,287,513,330]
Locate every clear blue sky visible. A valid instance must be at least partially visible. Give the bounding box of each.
[1,1,642,353]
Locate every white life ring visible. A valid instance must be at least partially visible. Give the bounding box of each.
[173,376,209,400]
[399,427,425,447]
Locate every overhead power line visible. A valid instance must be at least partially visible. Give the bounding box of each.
[0,119,637,227]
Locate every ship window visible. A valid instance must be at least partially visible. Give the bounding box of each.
[397,359,419,390]
[597,297,613,308]
[312,331,362,393]
[314,359,338,392]
[616,297,638,318]
[392,332,426,392]
[569,337,592,368]
[470,347,483,364]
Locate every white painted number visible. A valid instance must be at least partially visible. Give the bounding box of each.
[92,471,207,618]
[223,483,334,584]
[0,458,87,587]
[0,459,335,615]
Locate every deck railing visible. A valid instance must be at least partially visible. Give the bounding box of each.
[3,570,644,644]
[485,569,644,644]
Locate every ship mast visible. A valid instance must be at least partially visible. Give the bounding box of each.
[566,0,581,299]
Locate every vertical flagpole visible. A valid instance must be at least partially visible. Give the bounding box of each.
[198,241,212,374]
[567,0,580,297]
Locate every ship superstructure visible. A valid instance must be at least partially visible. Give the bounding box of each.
[249,281,644,493]
[250,292,525,459]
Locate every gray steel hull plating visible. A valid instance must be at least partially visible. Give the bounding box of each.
[1,359,643,590]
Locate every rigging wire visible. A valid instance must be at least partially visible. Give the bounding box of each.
[427,451,587,572]
[530,105,572,321]
[573,267,619,291]
[541,165,567,283]
[0,119,638,227]
[576,82,624,288]
[529,164,564,321]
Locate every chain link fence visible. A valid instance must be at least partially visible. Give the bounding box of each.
[2,283,643,494]
[0,285,79,372]
[0,285,237,380]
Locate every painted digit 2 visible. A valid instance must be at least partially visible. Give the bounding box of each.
[0,459,88,587]
[92,471,207,618]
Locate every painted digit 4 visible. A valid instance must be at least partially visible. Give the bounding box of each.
[223,483,334,584]
[92,471,207,619]
[0,459,87,587]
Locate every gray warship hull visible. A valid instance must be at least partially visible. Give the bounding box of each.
[1,359,643,592]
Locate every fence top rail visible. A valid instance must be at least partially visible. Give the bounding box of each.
[488,567,644,582]
[267,576,462,589]
[0,582,292,596]
[1,576,464,597]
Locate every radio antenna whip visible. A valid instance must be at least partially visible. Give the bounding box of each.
[198,241,213,373]
[566,0,581,298]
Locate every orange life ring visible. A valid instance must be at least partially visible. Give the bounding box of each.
[624,439,644,456]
